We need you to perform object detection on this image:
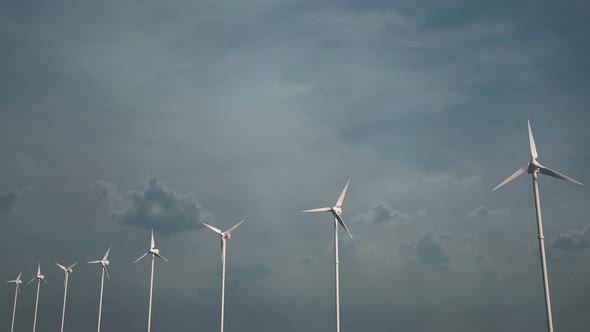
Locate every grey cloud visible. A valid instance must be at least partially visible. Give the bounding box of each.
[468,206,511,222]
[551,225,590,251]
[352,201,413,225]
[0,187,26,211]
[93,177,207,235]
[399,229,450,267]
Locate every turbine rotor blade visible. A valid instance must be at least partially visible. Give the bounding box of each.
[528,119,538,159]
[492,164,529,191]
[202,222,222,235]
[302,207,332,213]
[155,253,168,262]
[335,214,353,239]
[17,271,22,280]
[103,266,110,280]
[56,263,67,272]
[134,252,149,263]
[27,278,36,285]
[37,263,41,275]
[225,220,245,235]
[336,179,350,207]
[151,230,155,249]
[87,260,101,264]
[68,261,78,270]
[42,279,48,285]
[103,246,111,260]
[539,166,583,185]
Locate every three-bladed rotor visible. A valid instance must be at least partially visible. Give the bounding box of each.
[6,271,23,291]
[88,246,112,279]
[202,220,245,263]
[27,263,48,285]
[493,120,583,191]
[302,179,353,239]
[56,262,78,274]
[134,230,168,263]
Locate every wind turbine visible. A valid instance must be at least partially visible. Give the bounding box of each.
[88,247,111,332]
[302,179,353,332]
[134,230,168,332]
[493,119,583,332]
[6,270,23,332]
[202,220,245,332]
[27,263,47,332]
[56,261,78,332]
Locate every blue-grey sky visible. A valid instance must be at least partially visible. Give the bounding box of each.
[1,1,589,331]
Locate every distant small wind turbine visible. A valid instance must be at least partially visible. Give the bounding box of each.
[27,263,47,332]
[493,120,583,332]
[6,270,23,332]
[303,179,353,332]
[134,230,168,332]
[56,262,78,332]
[88,247,111,332]
[202,220,245,332]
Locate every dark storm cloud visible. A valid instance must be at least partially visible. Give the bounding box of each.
[93,177,207,234]
[0,187,26,211]
[352,201,412,224]
[551,224,590,251]
[399,229,450,267]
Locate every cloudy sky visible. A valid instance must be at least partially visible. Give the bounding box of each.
[1,1,589,331]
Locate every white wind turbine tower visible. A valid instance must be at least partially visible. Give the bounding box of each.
[88,247,111,332]
[134,230,168,332]
[202,220,245,332]
[302,179,353,332]
[27,263,47,332]
[56,261,78,332]
[6,270,23,332]
[493,120,583,332]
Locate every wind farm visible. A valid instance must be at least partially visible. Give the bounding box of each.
[1,2,589,331]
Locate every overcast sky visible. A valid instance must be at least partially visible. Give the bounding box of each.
[1,1,589,331]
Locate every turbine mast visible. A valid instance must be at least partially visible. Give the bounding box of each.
[60,272,69,332]
[32,279,40,332]
[532,171,554,332]
[10,283,18,332]
[220,237,227,332]
[97,268,105,332]
[334,216,341,332]
[148,254,155,332]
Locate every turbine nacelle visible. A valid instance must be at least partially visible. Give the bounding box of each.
[331,206,342,216]
[149,248,160,255]
[101,260,110,266]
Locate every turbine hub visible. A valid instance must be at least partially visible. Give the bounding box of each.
[102,260,110,266]
[150,248,160,255]
[528,160,540,174]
